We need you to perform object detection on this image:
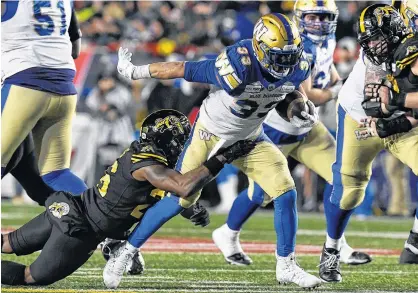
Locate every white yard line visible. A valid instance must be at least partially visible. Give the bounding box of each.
[77,268,418,275]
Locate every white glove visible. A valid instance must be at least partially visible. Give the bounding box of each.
[117,47,135,79]
[290,100,318,128]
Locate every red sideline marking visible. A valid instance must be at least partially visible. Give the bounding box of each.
[1,228,401,256]
[143,237,401,256]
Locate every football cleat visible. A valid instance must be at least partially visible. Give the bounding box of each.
[318,244,342,283]
[101,239,145,275]
[103,241,136,289]
[399,230,418,264]
[276,252,322,289]
[340,243,372,265]
[212,225,253,266]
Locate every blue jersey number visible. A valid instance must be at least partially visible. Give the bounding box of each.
[33,0,66,36]
[313,71,330,89]
[230,100,278,119]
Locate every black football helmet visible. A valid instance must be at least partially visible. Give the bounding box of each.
[357,4,409,65]
[140,109,191,167]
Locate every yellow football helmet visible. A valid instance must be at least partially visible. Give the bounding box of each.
[252,13,303,79]
[399,0,418,31]
[294,0,339,43]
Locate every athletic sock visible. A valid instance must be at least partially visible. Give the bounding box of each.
[324,189,355,240]
[325,234,342,251]
[273,189,297,257]
[1,261,26,285]
[226,186,262,231]
[42,168,88,195]
[412,213,418,234]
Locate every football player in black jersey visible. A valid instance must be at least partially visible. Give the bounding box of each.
[1,109,256,286]
[357,2,418,266]
[360,2,418,138]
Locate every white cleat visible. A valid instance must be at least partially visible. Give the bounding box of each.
[340,242,372,265]
[103,241,136,289]
[276,252,322,289]
[212,224,253,266]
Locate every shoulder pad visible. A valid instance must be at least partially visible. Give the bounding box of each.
[394,33,418,71]
[130,141,168,166]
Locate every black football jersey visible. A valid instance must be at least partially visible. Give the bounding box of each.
[82,141,169,238]
[389,32,418,94]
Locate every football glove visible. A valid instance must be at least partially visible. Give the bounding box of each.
[180,201,210,227]
[290,100,318,128]
[117,48,135,79]
[216,140,256,164]
[359,115,412,138]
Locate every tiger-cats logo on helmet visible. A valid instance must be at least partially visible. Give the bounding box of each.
[153,115,185,135]
[48,202,70,219]
[374,6,395,27]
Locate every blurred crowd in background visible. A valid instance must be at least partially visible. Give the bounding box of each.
[2,1,417,218]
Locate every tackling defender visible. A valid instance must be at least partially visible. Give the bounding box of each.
[212,0,371,277]
[1,109,254,286]
[2,0,87,194]
[105,13,322,289]
[319,4,418,283]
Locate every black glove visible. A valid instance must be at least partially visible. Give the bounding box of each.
[375,115,412,138]
[362,82,400,118]
[181,201,210,227]
[216,140,257,164]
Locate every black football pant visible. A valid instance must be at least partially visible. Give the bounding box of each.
[7,192,101,285]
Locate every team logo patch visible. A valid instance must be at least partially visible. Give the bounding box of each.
[279,81,295,93]
[199,129,213,141]
[407,45,418,55]
[299,60,309,70]
[49,202,70,219]
[267,84,276,91]
[153,116,185,135]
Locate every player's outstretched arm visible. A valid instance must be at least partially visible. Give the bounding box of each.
[132,140,256,198]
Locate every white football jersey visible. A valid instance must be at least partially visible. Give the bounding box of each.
[200,83,293,140]
[1,0,75,79]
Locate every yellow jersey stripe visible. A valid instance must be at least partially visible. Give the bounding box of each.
[132,153,168,162]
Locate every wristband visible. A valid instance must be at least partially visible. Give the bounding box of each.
[203,156,224,176]
[132,65,151,80]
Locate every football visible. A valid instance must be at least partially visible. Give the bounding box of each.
[275,90,309,122]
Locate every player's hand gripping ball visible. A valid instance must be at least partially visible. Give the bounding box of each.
[275,90,318,128]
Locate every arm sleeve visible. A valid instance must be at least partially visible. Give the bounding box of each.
[184,60,221,87]
[185,47,249,95]
[68,8,82,42]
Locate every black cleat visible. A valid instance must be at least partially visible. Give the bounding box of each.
[318,245,342,283]
[225,253,253,266]
[400,231,418,264]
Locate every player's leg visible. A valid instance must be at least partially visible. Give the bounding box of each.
[212,134,300,266]
[290,122,372,265]
[212,179,264,265]
[103,119,219,289]
[233,134,321,289]
[320,106,383,282]
[9,134,54,205]
[1,85,50,176]
[387,127,418,264]
[2,211,52,256]
[32,94,87,194]
[1,211,52,285]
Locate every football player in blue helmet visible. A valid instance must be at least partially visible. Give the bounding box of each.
[213,0,371,280]
[110,13,321,289]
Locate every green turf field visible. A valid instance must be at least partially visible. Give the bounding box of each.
[2,203,417,293]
